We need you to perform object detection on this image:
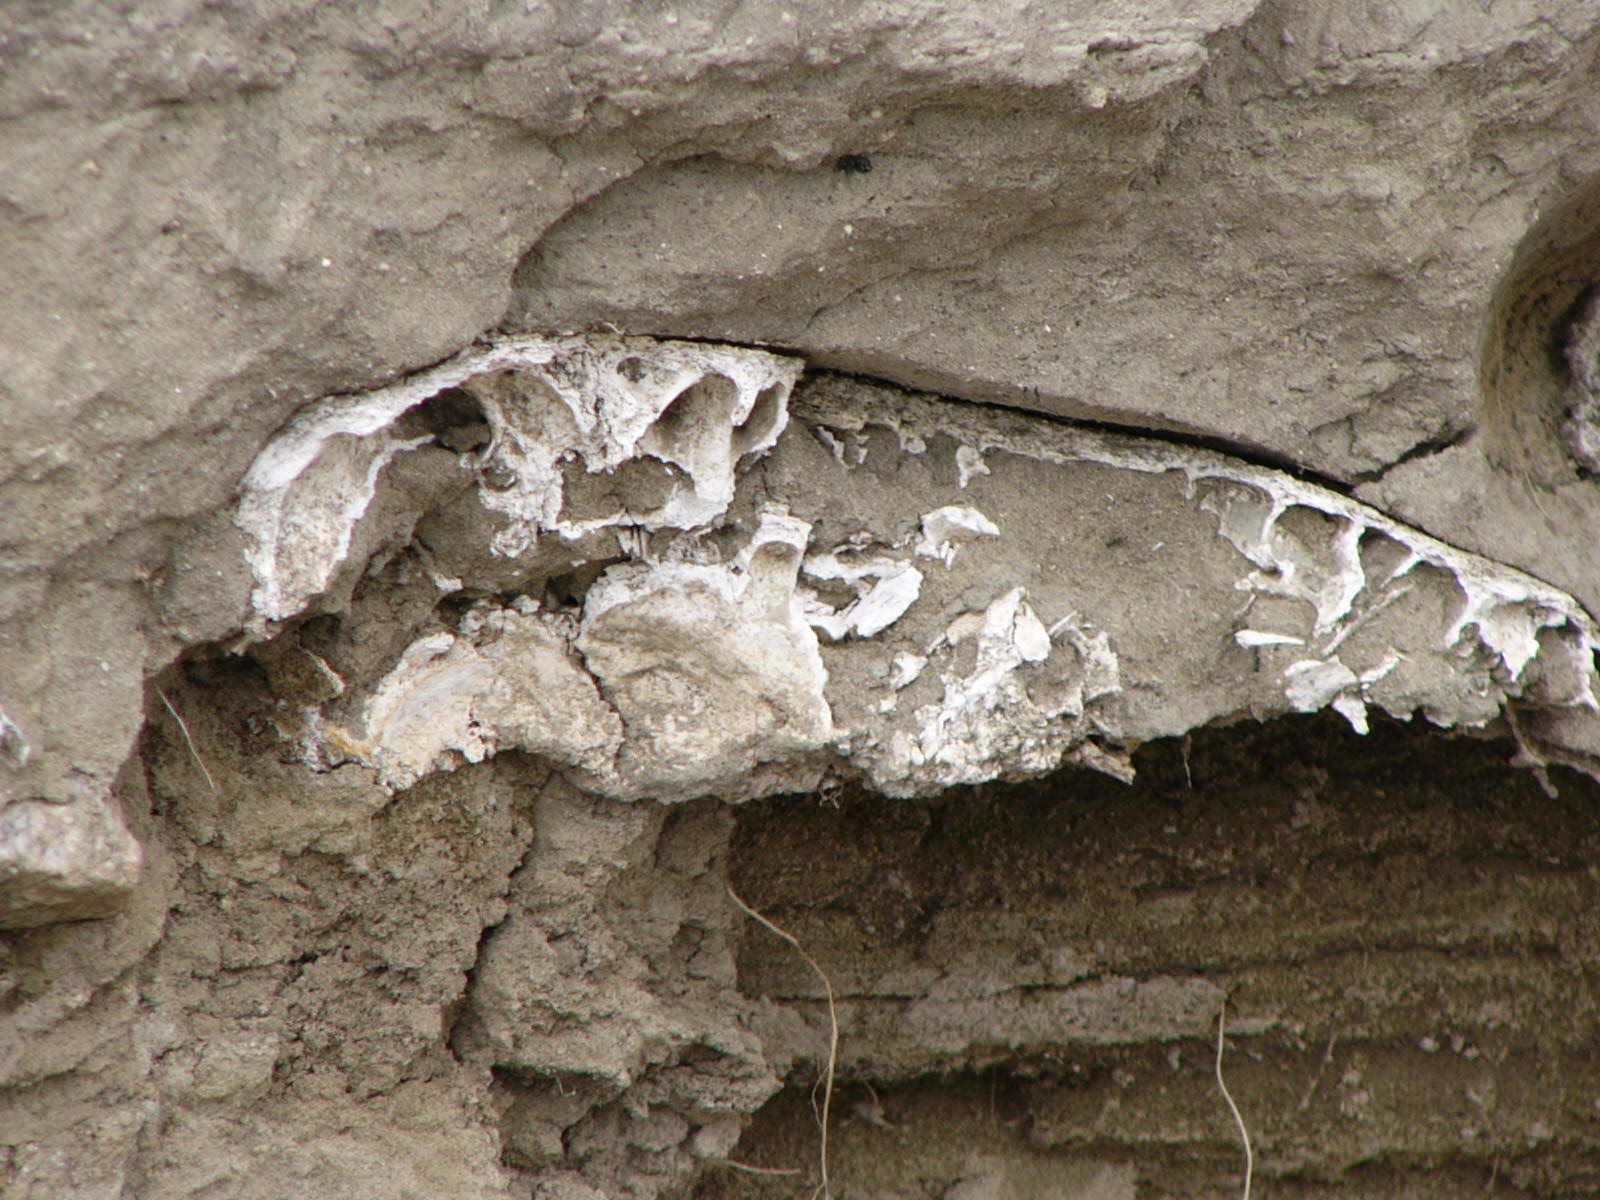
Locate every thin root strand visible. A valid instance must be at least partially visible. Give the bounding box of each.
[728,886,839,1200]
[1216,998,1255,1200]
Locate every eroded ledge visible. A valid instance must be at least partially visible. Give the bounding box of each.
[225,335,1600,805]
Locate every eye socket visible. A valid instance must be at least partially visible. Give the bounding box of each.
[733,384,786,460]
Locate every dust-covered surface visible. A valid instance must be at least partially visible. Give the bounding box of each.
[9,2,1600,1196]
[6,346,1600,1196]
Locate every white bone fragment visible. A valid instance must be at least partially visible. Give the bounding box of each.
[1041,613,1123,709]
[1283,658,1360,713]
[1235,630,1305,648]
[614,526,650,559]
[806,582,921,641]
[1013,602,1051,663]
[846,567,925,638]
[802,548,924,640]
[909,587,1107,786]
[956,444,990,488]
[889,652,928,690]
[914,505,1000,567]
[1331,692,1370,735]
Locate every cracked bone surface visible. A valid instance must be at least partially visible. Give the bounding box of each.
[235,335,800,625]
[12,5,1600,1193]
[227,337,1600,808]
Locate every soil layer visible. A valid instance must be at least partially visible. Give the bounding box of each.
[712,713,1600,1197]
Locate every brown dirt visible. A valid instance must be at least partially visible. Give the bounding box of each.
[707,713,1600,1198]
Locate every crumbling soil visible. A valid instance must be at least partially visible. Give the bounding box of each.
[709,713,1600,1198]
[9,8,1600,1196]
[7,597,1600,1198]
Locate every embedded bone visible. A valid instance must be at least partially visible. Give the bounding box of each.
[576,509,834,801]
[802,548,924,640]
[914,505,1000,567]
[796,379,1600,779]
[248,354,1600,806]
[235,335,801,625]
[320,610,623,792]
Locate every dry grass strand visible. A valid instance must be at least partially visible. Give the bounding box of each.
[717,1160,802,1178]
[158,687,216,793]
[727,885,839,1200]
[1216,998,1254,1200]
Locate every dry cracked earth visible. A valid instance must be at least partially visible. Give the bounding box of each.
[9,3,1600,1198]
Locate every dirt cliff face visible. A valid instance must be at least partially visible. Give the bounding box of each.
[6,4,1600,1198]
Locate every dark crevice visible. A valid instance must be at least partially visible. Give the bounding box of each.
[1350,421,1478,486]
[326,325,1371,499]
[442,834,538,1066]
[588,328,1366,496]
[818,365,1358,495]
